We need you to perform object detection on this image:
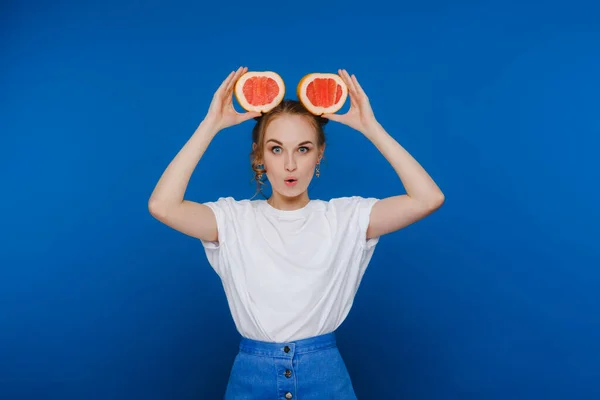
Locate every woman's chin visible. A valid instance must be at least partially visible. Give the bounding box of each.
[274,184,306,198]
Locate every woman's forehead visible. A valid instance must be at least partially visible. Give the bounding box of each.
[264,115,316,144]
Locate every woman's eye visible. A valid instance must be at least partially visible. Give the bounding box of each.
[298,147,309,153]
[271,146,281,154]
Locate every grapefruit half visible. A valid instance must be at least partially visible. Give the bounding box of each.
[297,73,348,115]
[234,71,285,113]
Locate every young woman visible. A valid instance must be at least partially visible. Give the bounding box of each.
[149,66,444,399]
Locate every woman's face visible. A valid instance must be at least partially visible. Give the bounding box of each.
[261,114,323,199]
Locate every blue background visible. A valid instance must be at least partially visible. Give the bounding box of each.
[2,0,599,398]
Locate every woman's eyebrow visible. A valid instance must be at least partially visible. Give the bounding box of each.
[266,139,314,146]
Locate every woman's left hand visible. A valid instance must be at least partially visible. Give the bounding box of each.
[322,69,379,135]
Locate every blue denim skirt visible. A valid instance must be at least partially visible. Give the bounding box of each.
[224,332,358,399]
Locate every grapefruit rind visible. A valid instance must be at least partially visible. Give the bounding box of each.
[234,71,285,113]
[297,73,348,115]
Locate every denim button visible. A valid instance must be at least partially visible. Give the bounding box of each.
[283,346,290,353]
[285,392,293,399]
[284,369,292,378]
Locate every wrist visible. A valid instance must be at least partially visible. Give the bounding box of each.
[361,118,382,138]
[198,117,221,137]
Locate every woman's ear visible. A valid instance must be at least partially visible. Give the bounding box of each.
[318,144,326,162]
[252,142,257,152]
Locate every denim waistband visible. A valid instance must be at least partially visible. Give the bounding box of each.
[238,332,337,357]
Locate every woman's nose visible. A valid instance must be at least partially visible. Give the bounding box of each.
[285,156,297,171]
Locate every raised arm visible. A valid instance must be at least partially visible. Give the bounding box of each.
[358,120,445,239]
[323,69,445,239]
[148,67,260,241]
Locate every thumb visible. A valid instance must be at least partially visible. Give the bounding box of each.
[238,111,262,123]
[321,113,342,122]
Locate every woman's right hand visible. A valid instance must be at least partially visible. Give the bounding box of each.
[203,66,261,132]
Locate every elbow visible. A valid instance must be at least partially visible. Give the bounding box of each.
[426,191,445,211]
[148,197,169,220]
[435,192,445,207]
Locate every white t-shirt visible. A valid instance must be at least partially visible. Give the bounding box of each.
[200,196,380,343]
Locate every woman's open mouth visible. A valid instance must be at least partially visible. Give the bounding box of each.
[284,177,298,187]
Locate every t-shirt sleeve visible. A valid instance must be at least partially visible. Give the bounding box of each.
[356,196,380,250]
[332,196,380,251]
[199,196,235,277]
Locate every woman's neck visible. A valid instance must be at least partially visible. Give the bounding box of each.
[267,192,310,211]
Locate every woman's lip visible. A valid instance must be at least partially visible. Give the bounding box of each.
[285,180,298,187]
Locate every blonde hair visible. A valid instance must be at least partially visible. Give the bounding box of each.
[250,99,327,198]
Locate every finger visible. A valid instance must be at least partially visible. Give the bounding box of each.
[351,73,368,98]
[217,70,237,94]
[212,71,235,104]
[225,66,246,95]
[340,69,359,97]
[338,69,359,108]
[237,111,262,123]
[321,112,344,123]
[337,69,351,92]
